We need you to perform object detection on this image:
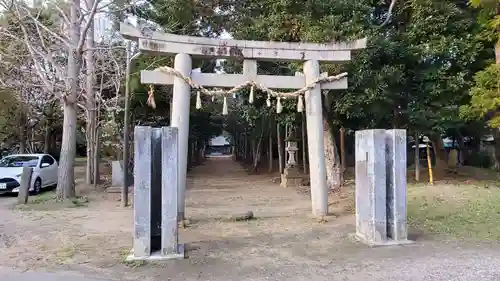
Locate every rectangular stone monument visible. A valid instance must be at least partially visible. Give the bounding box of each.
[131,126,152,258]
[353,129,412,246]
[127,126,184,261]
[150,128,162,251]
[160,127,184,257]
[355,129,387,245]
[385,129,409,242]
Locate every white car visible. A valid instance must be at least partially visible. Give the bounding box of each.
[0,154,58,194]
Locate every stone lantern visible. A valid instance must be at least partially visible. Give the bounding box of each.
[285,138,299,168]
[281,136,302,188]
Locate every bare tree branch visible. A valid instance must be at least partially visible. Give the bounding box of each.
[380,0,397,27]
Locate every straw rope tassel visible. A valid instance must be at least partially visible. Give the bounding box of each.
[276,97,283,113]
[297,95,304,112]
[195,91,202,109]
[147,85,156,109]
[222,96,228,115]
[211,95,215,102]
[249,85,255,104]
[266,93,271,107]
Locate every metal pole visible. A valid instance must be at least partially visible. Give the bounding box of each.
[122,42,141,207]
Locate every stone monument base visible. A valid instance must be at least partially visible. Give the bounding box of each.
[125,244,185,262]
[280,167,302,188]
[349,233,414,247]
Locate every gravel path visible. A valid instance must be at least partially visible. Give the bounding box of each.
[0,267,112,281]
[2,243,500,281]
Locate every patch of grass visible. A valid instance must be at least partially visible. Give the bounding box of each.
[55,245,77,264]
[14,191,89,211]
[408,182,500,240]
[119,248,147,268]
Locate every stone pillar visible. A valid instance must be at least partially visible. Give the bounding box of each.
[303,60,328,217]
[354,129,412,246]
[355,129,387,245]
[127,126,184,261]
[385,129,408,242]
[170,53,192,221]
[150,128,162,248]
[161,127,184,258]
[132,126,152,258]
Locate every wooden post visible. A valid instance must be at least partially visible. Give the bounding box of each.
[18,167,33,204]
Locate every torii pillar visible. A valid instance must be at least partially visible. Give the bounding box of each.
[169,53,191,221]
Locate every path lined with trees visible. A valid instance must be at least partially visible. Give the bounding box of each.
[0,0,498,200]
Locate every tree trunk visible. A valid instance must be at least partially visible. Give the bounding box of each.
[301,112,308,174]
[57,101,78,199]
[495,2,499,64]
[323,117,341,190]
[244,131,248,163]
[457,133,466,166]
[277,124,284,174]
[56,0,81,200]
[429,133,448,176]
[85,1,96,185]
[268,118,273,173]
[415,132,420,182]
[93,127,100,188]
[339,127,345,185]
[492,128,500,170]
[251,135,263,173]
[18,109,26,154]
[187,140,192,168]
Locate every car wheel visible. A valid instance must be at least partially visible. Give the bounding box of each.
[33,178,42,195]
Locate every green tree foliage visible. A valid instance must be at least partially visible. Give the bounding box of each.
[224,0,491,135]
[461,64,500,126]
[130,0,496,171]
[127,1,228,143]
[461,0,500,129]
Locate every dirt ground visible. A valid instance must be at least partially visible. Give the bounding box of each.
[1,157,500,281]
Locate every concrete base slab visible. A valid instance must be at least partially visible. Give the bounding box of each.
[349,233,415,247]
[125,244,185,261]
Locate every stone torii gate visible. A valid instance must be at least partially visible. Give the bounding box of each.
[120,23,366,219]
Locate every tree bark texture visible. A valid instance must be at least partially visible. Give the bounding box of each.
[429,133,448,176]
[301,112,308,174]
[56,0,81,199]
[323,117,341,190]
[492,128,500,170]
[277,124,284,174]
[85,0,96,185]
[268,118,273,173]
[415,133,420,182]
